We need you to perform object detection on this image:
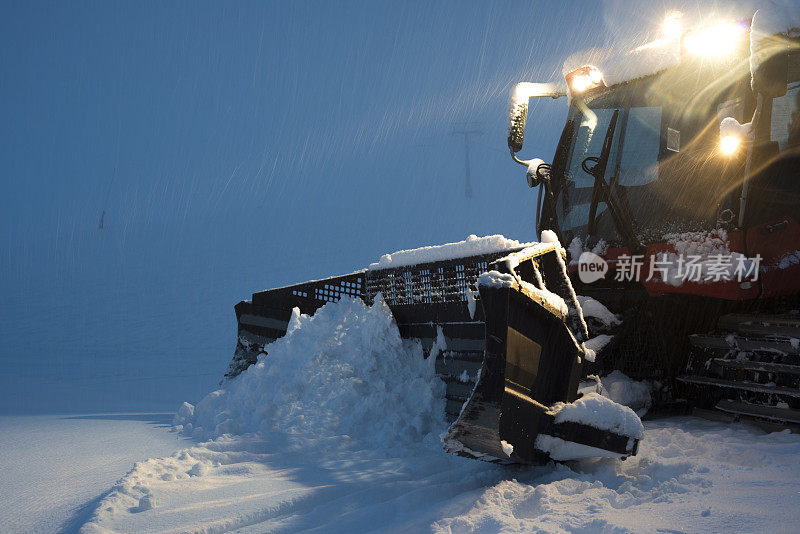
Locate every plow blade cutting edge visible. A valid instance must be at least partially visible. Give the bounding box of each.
[227,243,641,464]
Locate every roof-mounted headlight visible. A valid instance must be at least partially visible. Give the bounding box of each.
[565,66,605,97]
[684,21,747,58]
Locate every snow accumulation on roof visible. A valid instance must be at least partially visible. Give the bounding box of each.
[598,39,681,87]
[562,1,800,89]
[368,234,533,270]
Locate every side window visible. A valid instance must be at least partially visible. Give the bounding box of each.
[617,107,661,186]
[771,82,800,151]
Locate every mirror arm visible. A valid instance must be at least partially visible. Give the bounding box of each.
[540,176,564,243]
[510,148,529,167]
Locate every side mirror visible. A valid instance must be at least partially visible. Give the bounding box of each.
[507,97,528,153]
[507,82,566,154]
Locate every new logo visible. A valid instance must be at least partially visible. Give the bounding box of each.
[577,251,608,284]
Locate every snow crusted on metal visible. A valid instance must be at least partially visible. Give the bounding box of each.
[534,434,627,461]
[549,392,645,440]
[478,268,569,317]
[477,270,517,288]
[368,234,533,270]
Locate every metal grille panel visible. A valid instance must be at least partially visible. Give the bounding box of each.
[364,250,525,306]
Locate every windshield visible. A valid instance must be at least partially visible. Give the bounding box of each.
[556,100,661,240]
[547,57,760,249]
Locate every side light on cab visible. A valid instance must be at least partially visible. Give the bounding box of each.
[720,134,742,156]
[565,66,605,97]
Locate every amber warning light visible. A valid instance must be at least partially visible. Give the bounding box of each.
[565,65,605,96]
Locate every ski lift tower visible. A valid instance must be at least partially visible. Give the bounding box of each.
[451,122,482,198]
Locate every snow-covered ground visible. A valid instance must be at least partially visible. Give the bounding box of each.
[72,299,800,533]
[0,413,188,533]
[3,414,799,533]
[53,417,800,533]
[2,298,800,533]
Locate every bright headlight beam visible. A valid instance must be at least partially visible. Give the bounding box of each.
[684,22,746,58]
[720,135,741,156]
[565,66,604,96]
[571,74,593,93]
[663,12,683,39]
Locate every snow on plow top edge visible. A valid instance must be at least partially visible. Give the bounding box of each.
[368,234,534,270]
[549,392,645,440]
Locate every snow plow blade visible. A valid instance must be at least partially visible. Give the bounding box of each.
[227,242,641,464]
[444,280,639,464]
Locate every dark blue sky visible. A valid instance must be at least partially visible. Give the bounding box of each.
[1,0,694,412]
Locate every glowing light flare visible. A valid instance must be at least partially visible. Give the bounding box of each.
[571,75,593,93]
[684,22,747,58]
[565,66,605,96]
[663,12,683,39]
[720,135,742,156]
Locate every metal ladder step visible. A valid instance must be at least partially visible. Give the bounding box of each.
[715,399,800,424]
[717,314,800,338]
[677,375,800,397]
[689,333,800,355]
[711,358,800,375]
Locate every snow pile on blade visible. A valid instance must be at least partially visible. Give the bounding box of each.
[551,393,644,440]
[174,297,447,453]
[578,371,653,417]
[532,392,645,461]
[369,234,531,269]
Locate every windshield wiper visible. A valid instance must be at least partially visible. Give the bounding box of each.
[582,110,644,255]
